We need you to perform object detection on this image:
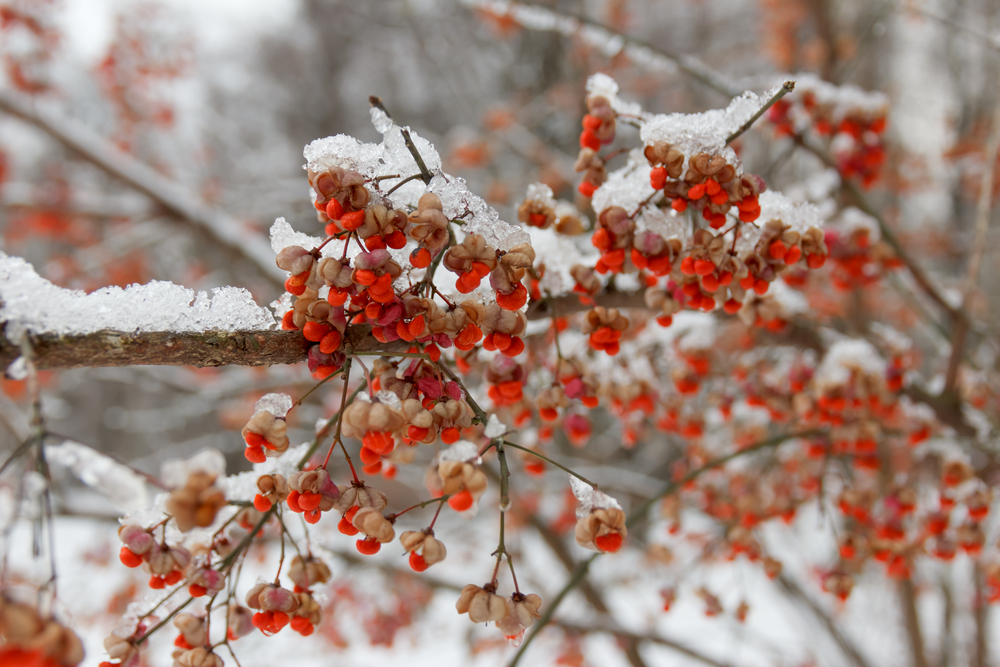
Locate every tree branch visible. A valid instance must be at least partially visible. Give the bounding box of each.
[0,326,408,371]
[0,87,285,288]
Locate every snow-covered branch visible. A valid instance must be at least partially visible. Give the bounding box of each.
[0,327,404,371]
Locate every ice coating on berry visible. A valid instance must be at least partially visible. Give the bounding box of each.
[439,440,482,465]
[254,393,293,419]
[0,253,276,340]
[570,476,622,519]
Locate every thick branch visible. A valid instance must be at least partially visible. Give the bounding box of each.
[0,87,285,288]
[0,327,407,371]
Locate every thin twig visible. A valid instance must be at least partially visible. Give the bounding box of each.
[725,80,795,144]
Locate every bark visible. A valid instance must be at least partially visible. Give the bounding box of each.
[0,327,407,371]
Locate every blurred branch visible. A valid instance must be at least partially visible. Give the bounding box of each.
[0,326,407,371]
[461,0,741,98]
[777,574,874,667]
[898,578,929,667]
[0,87,285,288]
[945,69,1000,392]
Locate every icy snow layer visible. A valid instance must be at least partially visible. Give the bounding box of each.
[814,338,886,392]
[0,252,277,339]
[302,110,528,253]
[735,191,826,254]
[640,81,786,163]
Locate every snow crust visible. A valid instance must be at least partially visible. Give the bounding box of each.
[302,112,528,252]
[0,252,276,339]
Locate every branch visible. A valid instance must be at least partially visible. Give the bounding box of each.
[945,68,1000,392]
[726,81,796,145]
[0,87,285,288]
[463,0,740,98]
[777,574,875,667]
[0,326,408,371]
[898,578,929,667]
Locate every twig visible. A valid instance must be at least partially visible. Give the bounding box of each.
[502,441,598,488]
[400,128,433,185]
[725,81,795,145]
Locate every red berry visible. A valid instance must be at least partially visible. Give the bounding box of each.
[595,533,623,553]
[119,547,142,568]
[448,489,474,512]
[409,552,429,572]
[357,537,381,555]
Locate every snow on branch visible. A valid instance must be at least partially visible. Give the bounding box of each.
[0,253,404,371]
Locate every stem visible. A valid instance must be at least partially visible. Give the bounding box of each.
[401,128,433,184]
[293,367,344,408]
[136,596,194,645]
[296,383,365,468]
[502,441,598,488]
[386,173,425,196]
[275,508,286,586]
[392,495,450,519]
[725,80,795,145]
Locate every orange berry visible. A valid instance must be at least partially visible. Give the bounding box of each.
[281,310,297,330]
[671,198,688,212]
[687,183,706,199]
[341,210,365,231]
[319,329,342,354]
[448,489,474,512]
[411,247,432,268]
[119,547,142,568]
[441,427,460,444]
[409,552,429,572]
[357,537,381,555]
[325,198,344,220]
[595,533,623,553]
[244,446,266,464]
[650,166,667,190]
[290,616,314,636]
[189,584,207,597]
[253,494,272,512]
[582,114,603,131]
[302,321,331,343]
[580,129,600,151]
[578,181,597,198]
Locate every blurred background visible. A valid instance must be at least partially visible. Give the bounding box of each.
[1,0,1000,665]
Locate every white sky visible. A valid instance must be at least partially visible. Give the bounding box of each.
[59,0,301,63]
